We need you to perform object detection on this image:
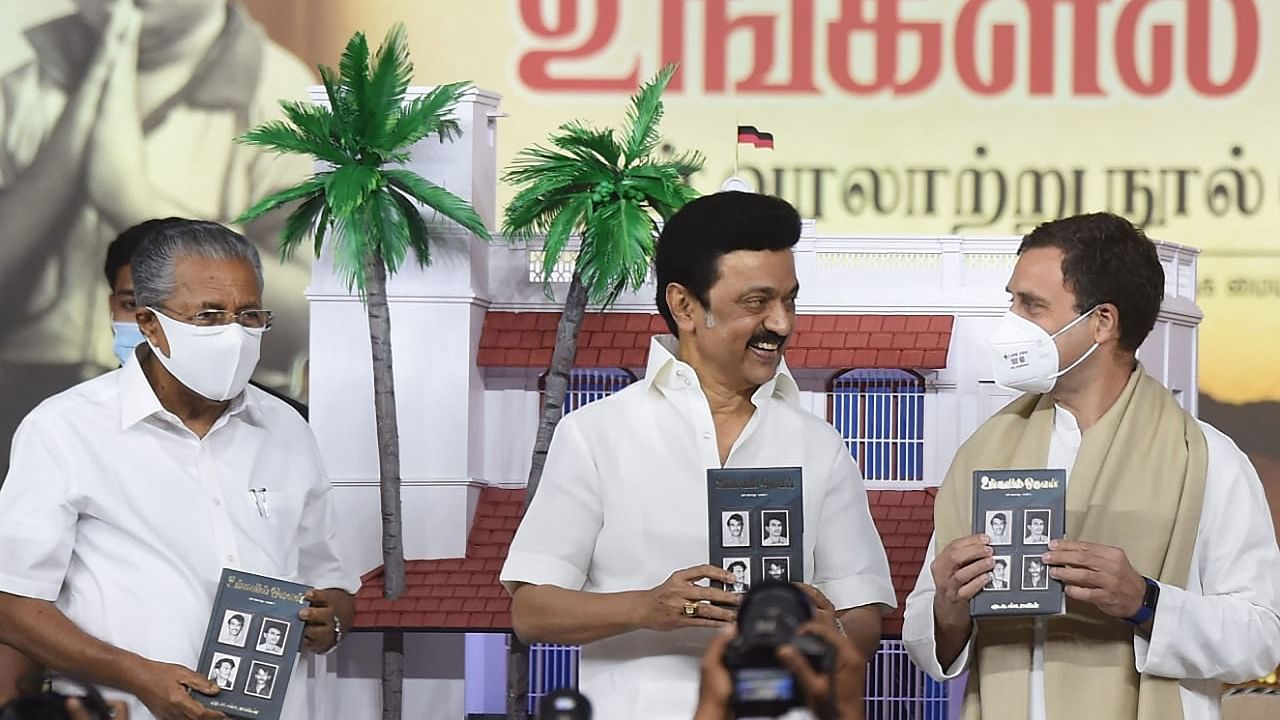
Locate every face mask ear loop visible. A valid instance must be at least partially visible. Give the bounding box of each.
[1047,305,1102,380]
[1050,341,1100,380]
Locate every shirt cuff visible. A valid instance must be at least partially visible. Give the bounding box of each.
[902,615,974,680]
[1134,580,1180,675]
[820,573,898,613]
[309,572,363,596]
[500,552,588,595]
[0,571,61,602]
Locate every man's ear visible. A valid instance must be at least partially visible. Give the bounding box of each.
[136,308,167,357]
[1092,303,1121,346]
[665,282,701,336]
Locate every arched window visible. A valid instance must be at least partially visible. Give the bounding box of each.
[829,369,925,483]
[563,368,636,413]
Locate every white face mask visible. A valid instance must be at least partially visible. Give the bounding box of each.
[989,307,1099,394]
[146,309,264,401]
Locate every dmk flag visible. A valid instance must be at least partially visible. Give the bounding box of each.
[737,125,774,149]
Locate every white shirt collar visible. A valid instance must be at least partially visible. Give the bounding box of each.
[640,334,801,405]
[117,353,253,431]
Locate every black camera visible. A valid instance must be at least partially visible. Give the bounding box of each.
[722,581,834,718]
[0,683,112,720]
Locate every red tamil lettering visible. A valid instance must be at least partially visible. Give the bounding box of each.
[1186,0,1258,96]
[703,0,818,92]
[1114,0,1173,96]
[826,0,942,95]
[517,0,640,92]
[1023,0,1105,96]
[955,0,1015,95]
[660,0,687,91]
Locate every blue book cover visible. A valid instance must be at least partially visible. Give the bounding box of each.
[193,570,309,719]
[707,466,804,595]
[970,469,1066,617]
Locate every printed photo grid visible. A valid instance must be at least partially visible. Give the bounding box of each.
[716,509,795,592]
[981,506,1055,592]
[210,611,292,699]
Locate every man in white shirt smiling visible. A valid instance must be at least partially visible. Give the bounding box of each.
[501,191,894,720]
[903,213,1280,720]
[0,220,359,720]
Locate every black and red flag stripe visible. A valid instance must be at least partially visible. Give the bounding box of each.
[736,125,774,149]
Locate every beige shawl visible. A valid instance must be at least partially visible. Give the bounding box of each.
[934,368,1207,720]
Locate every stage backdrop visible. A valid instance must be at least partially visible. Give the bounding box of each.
[2,0,1277,524]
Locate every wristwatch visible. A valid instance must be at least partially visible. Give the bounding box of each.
[1125,576,1160,626]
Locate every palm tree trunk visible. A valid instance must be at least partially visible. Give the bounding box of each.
[364,253,405,720]
[506,635,530,719]
[525,270,589,503]
[382,630,404,720]
[506,271,589,720]
[365,252,405,598]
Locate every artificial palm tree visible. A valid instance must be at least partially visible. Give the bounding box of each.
[234,23,490,720]
[500,62,701,717]
[503,63,701,501]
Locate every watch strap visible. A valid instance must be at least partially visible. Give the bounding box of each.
[1125,576,1160,626]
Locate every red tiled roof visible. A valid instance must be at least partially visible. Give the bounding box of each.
[353,488,526,632]
[353,486,936,636]
[477,312,953,370]
[868,489,937,636]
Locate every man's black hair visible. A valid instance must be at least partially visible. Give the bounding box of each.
[654,191,801,335]
[102,217,187,289]
[1018,212,1164,352]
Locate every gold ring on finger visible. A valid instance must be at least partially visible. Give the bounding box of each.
[682,601,699,617]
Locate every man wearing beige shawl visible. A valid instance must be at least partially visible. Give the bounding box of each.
[903,213,1280,720]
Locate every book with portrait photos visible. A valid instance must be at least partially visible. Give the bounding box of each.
[193,569,309,719]
[707,467,804,599]
[970,469,1066,617]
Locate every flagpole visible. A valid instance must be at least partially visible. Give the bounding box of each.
[734,128,740,177]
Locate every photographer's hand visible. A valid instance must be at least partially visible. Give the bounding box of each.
[692,624,736,720]
[66,697,129,720]
[777,620,867,720]
[793,584,882,659]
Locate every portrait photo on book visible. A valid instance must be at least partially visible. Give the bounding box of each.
[244,661,279,699]
[217,610,252,648]
[255,619,289,656]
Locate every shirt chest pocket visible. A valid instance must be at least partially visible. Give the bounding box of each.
[236,482,307,574]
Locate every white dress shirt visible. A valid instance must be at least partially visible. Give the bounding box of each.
[902,405,1280,720]
[501,335,895,720]
[0,357,360,720]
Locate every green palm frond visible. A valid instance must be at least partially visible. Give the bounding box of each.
[279,192,328,260]
[325,164,381,219]
[366,189,410,274]
[384,83,470,151]
[389,188,432,266]
[235,176,327,225]
[362,24,413,150]
[338,31,371,134]
[620,64,676,165]
[502,63,701,304]
[236,23,491,294]
[383,168,488,237]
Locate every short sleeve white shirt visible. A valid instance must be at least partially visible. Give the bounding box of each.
[501,335,895,720]
[0,357,360,720]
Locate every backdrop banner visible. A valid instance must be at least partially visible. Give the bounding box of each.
[1,1,1276,524]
